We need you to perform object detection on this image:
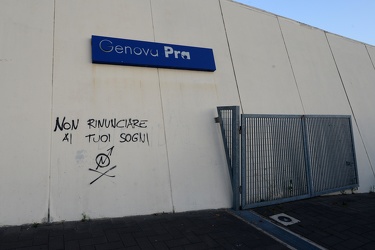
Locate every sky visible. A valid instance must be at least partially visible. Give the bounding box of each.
[234,0,375,46]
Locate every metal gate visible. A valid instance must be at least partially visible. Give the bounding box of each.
[216,107,359,209]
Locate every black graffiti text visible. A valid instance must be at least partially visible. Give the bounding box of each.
[119,132,149,145]
[87,118,148,129]
[85,133,111,143]
[54,117,79,131]
[62,133,73,144]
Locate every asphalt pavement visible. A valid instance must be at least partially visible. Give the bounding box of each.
[0,193,374,249]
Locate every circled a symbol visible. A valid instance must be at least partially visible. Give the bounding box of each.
[96,153,110,168]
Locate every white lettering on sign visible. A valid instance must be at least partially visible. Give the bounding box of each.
[164,46,191,60]
[99,39,159,57]
[98,39,191,60]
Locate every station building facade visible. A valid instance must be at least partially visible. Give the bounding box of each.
[1,0,375,226]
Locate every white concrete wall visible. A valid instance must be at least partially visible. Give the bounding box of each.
[49,0,236,222]
[221,1,304,114]
[220,1,375,193]
[152,0,238,213]
[1,0,375,225]
[222,1,375,192]
[279,18,375,193]
[0,0,54,225]
[326,34,375,192]
[50,0,173,222]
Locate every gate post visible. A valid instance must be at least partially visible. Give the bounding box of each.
[232,107,240,210]
[216,106,241,210]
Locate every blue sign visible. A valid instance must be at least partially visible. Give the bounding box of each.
[92,35,216,71]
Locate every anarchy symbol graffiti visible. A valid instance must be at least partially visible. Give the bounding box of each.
[95,153,111,168]
[89,146,117,185]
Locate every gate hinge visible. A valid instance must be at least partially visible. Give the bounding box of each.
[214,117,221,123]
[239,126,242,134]
[239,186,242,194]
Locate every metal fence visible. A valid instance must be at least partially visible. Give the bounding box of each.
[304,116,358,195]
[217,107,359,209]
[241,115,310,208]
